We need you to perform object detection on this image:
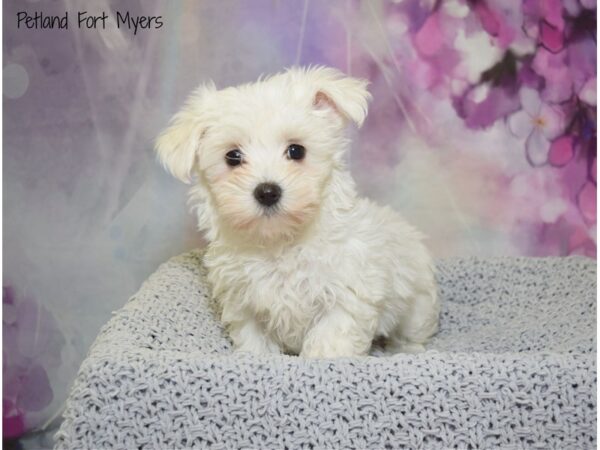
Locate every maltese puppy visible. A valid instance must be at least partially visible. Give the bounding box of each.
[156,66,439,358]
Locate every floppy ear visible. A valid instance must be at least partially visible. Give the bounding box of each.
[302,66,371,128]
[155,83,215,184]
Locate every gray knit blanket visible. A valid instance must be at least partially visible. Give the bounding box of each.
[55,251,596,449]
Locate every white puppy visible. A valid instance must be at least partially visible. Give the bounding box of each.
[156,66,439,358]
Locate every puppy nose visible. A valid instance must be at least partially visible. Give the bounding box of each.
[254,182,282,207]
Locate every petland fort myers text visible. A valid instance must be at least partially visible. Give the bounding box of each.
[16,11,163,34]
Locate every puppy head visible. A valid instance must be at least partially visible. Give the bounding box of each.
[156,66,370,244]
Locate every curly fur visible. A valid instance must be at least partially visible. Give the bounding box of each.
[155,66,440,357]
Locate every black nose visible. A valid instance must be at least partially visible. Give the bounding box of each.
[253,182,282,207]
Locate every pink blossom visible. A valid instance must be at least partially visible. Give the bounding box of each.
[3,286,64,438]
[473,0,524,48]
[580,0,597,10]
[549,135,576,166]
[568,224,596,256]
[3,399,25,439]
[523,0,565,31]
[455,84,521,129]
[568,37,597,93]
[508,88,565,165]
[539,0,565,30]
[414,12,444,57]
[563,0,583,16]
[409,10,461,91]
[579,77,596,106]
[577,181,596,223]
[539,21,564,52]
[532,48,573,102]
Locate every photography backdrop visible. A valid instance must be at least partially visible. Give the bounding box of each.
[3,0,596,442]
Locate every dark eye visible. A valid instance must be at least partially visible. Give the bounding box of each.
[286,144,306,161]
[225,149,243,167]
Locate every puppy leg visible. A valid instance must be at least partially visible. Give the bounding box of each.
[229,318,281,355]
[390,289,439,353]
[301,305,377,358]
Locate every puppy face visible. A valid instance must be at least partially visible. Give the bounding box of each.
[156,67,370,243]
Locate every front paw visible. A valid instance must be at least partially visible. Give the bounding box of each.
[229,319,282,355]
[234,338,281,355]
[301,337,364,359]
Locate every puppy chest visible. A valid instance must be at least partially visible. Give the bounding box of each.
[238,259,336,342]
[207,249,381,348]
[247,263,325,318]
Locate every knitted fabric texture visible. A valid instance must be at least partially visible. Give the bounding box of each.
[55,251,596,449]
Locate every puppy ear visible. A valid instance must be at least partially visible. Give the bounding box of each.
[155,83,215,184]
[304,66,371,128]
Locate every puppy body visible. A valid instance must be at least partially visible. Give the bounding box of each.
[203,175,438,357]
[157,67,439,357]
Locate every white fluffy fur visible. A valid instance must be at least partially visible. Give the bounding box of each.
[155,66,440,358]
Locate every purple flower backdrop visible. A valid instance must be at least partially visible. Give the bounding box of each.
[2,0,596,443]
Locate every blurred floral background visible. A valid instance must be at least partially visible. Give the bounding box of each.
[3,0,596,447]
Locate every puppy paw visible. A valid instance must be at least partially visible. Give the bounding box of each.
[387,337,427,354]
[234,339,281,355]
[300,338,364,359]
[229,319,282,355]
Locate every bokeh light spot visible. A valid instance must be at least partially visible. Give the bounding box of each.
[3,63,29,99]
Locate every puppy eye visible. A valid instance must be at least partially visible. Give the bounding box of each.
[286,144,306,161]
[225,149,243,167]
